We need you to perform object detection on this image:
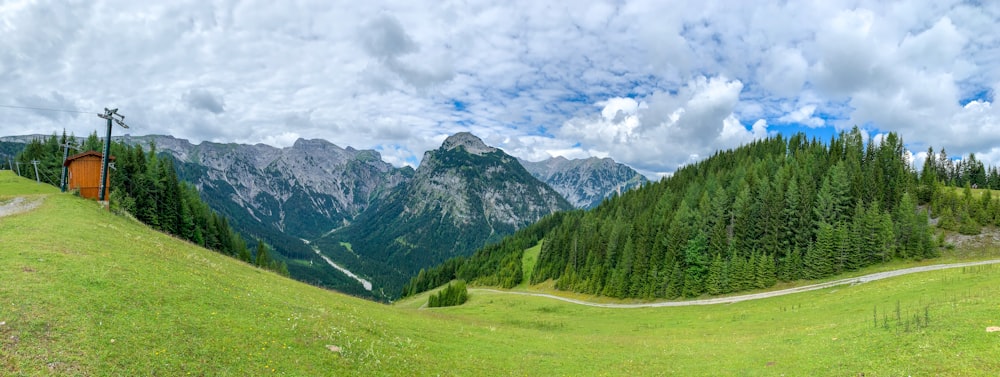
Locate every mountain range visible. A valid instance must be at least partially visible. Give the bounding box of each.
[0,132,647,299]
[520,156,648,208]
[311,133,574,297]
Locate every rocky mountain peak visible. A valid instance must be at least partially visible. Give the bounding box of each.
[519,155,648,208]
[324,131,571,297]
[292,138,340,150]
[441,132,496,155]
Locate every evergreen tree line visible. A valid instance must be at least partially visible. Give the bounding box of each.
[14,132,287,275]
[918,146,1000,237]
[927,180,1000,236]
[427,280,469,308]
[531,129,937,299]
[920,147,1000,189]
[405,129,950,299]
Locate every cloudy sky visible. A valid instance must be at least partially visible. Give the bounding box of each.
[1,1,998,178]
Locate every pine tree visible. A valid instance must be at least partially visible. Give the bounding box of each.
[83,131,102,152]
[665,262,683,299]
[763,254,777,288]
[914,208,937,259]
[875,209,895,263]
[707,189,730,256]
[753,252,767,289]
[759,171,784,257]
[847,202,867,271]
[782,178,807,252]
[814,162,850,227]
[727,256,743,292]
[881,133,911,212]
[705,254,725,296]
[918,146,937,204]
[157,158,183,235]
[681,234,708,298]
[894,193,935,259]
[833,224,850,274]
[273,260,290,276]
[255,239,272,268]
[731,184,754,258]
[978,189,993,225]
[805,224,835,279]
[781,247,802,281]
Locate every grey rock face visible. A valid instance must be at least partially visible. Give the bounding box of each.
[440,132,497,155]
[136,135,409,239]
[404,133,569,230]
[520,156,648,208]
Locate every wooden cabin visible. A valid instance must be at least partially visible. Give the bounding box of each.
[64,151,114,200]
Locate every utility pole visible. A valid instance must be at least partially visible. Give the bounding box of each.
[97,108,128,202]
[31,160,40,183]
[15,161,21,176]
[59,142,78,192]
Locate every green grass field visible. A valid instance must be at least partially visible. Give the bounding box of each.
[3,170,1000,376]
[948,185,1000,199]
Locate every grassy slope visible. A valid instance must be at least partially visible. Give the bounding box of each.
[0,171,470,376]
[3,170,1000,375]
[958,186,1000,199]
[518,242,541,289]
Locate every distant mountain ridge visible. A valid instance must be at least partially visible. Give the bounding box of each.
[146,135,410,239]
[520,156,648,208]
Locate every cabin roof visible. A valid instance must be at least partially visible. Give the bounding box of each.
[64,151,115,167]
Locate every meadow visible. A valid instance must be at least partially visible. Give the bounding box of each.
[2,170,1000,376]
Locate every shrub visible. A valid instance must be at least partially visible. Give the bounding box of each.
[428,280,469,308]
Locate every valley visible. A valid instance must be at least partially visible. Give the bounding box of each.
[307,243,373,291]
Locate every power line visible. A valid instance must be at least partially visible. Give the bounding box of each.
[1,104,146,132]
[0,104,95,115]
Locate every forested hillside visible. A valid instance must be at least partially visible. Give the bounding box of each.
[404,128,997,299]
[12,132,287,275]
[317,133,572,299]
[531,129,936,299]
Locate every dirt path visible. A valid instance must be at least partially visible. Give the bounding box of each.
[0,197,42,218]
[471,259,1000,308]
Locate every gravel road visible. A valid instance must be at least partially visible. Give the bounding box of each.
[0,197,42,218]
[472,259,1000,308]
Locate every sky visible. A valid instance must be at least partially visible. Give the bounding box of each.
[1,1,999,178]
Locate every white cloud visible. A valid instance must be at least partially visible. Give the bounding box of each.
[812,8,884,97]
[1,0,999,175]
[911,150,928,171]
[777,105,825,128]
[260,131,301,148]
[759,47,809,97]
[559,76,767,174]
[898,17,966,73]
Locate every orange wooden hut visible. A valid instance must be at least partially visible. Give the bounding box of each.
[63,151,115,200]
